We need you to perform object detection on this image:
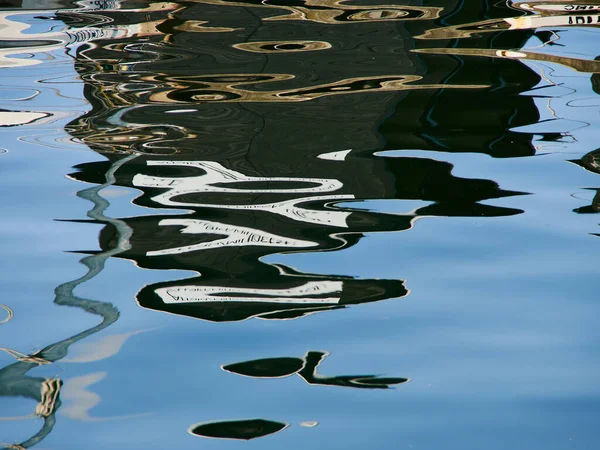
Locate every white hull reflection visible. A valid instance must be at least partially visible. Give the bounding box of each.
[156,281,343,305]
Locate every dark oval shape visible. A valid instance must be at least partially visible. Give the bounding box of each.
[166,89,241,103]
[223,357,304,378]
[195,75,276,83]
[355,377,410,386]
[189,419,288,440]
[212,180,321,191]
[273,43,305,50]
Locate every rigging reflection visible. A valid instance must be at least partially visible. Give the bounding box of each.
[0,156,136,449]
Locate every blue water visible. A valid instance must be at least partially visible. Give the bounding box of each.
[1,1,599,449]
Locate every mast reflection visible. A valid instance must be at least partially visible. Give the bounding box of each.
[0,156,135,448]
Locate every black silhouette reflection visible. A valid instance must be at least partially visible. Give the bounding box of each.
[573,149,600,176]
[2,0,597,446]
[573,189,600,214]
[137,269,407,322]
[223,351,409,389]
[61,0,544,159]
[571,149,600,216]
[68,151,524,322]
[59,0,531,327]
[189,418,288,440]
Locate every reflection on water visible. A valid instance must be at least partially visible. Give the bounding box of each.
[1,0,600,448]
[67,150,522,322]
[0,154,133,447]
[189,418,288,440]
[223,351,410,388]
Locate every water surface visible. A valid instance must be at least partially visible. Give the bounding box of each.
[1,1,599,449]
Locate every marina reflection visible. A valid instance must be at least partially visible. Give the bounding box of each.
[4,0,596,447]
[64,0,533,321]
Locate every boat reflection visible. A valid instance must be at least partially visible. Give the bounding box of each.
[68,151,524,322]
[1,0,574,446]
[417,2,600,40]
[223,351,409,389]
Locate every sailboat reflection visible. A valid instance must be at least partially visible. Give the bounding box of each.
[223,351,409,389]
[68,150,523,322]
[138,269,407,322]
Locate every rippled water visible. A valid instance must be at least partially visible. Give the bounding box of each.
[1,1,599,448]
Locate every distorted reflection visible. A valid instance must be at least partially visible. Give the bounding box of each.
[3,0,598,447]
[0,2,177,68]
[68,150,523,322]
[189,418,288,440]
[0,111,50,127]
[233,40,332,53]
[417,2,600,40]
[573,189,600,214]
[0,156,135,448]
[223,351,409,389]
[571,148,600,217]
[574,148,600,175]
[187,0,442,25]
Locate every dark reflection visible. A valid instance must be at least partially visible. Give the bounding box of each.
[137,271,407,322]
[3,0,588,446]
[573,148,600,176]
[68,150,523,322]
[389,0,600,158]
[571,149,600,216]
[189,418,288,440]
[172,0,441,25]
[573,190,600,214]
[223,351,409,389]
[224,357,305,378]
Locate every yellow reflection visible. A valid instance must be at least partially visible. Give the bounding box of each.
[413,48,600,73]
[173,20,239,32]
[0,305,13,325]
[233,40,332,53]
[143,74,487,104]
[417,12,600,39]
[189,0,442,24]
[510,2,600,13]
